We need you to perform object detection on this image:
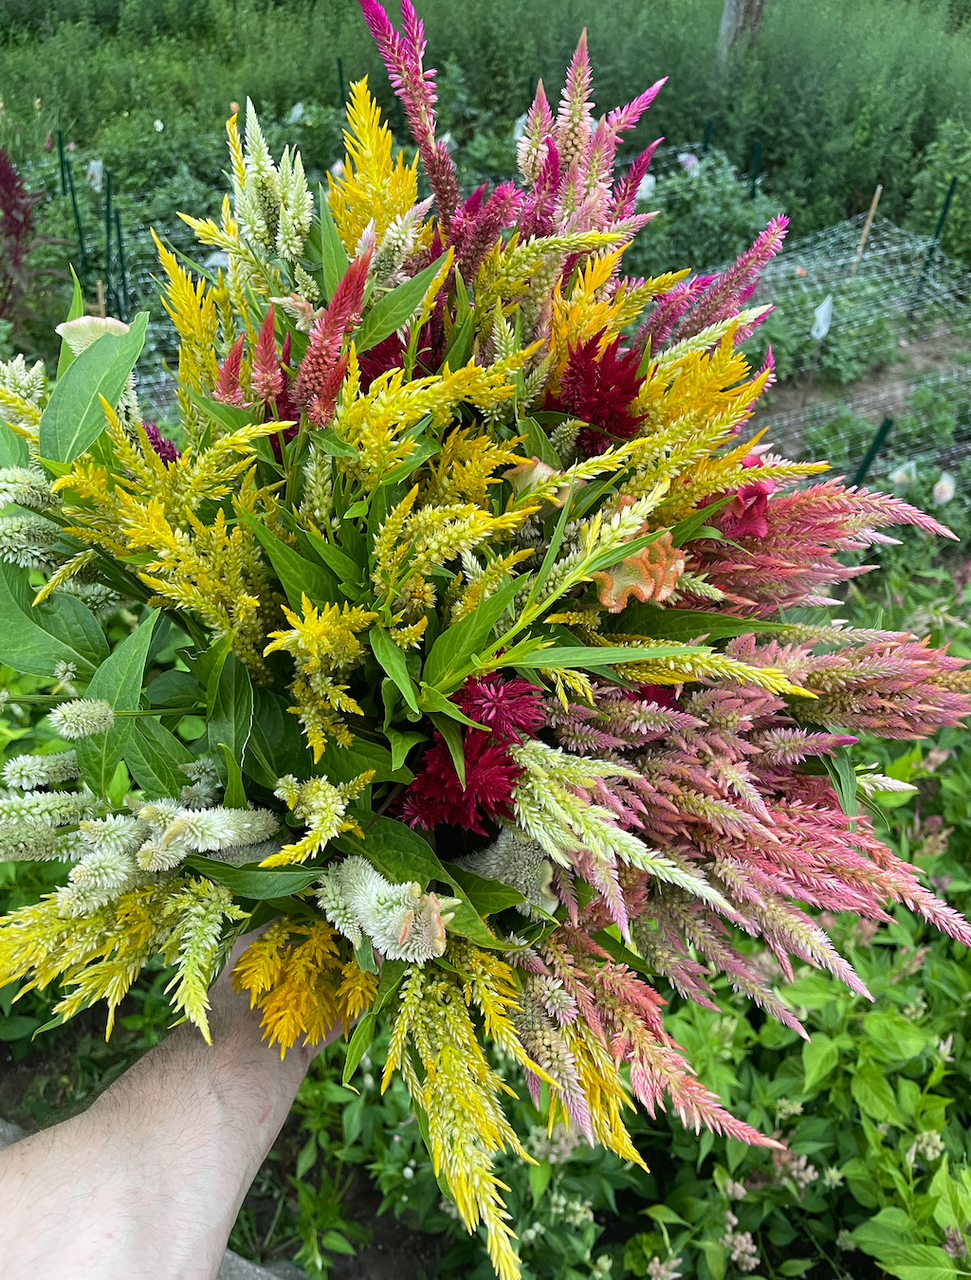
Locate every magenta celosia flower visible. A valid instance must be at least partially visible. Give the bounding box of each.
[457,673,545,744]
[400,731,521,835]
[722,455,776,539]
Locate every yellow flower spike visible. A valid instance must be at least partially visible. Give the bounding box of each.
[328,77,427,253]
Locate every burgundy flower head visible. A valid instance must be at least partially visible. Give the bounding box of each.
[399,732,520,835]
[548,331,647,456]
[457,673,545,744]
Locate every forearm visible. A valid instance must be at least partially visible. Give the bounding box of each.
[0,963,315,1280]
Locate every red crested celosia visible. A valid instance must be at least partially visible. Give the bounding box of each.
[721,454,776,539]
[548,330,646,455]
[401,673,544,833]
[215,333,246,407]
[250,304,284,405]
[457,673,545,743]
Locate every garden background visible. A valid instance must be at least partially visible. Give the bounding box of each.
[5,1,971,1277]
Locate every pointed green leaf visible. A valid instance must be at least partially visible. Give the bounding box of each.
[0,564,106,678]
[429,711,466,788]
[219,742,249,808]
[422,577,519,690]
[385,726,425,772]
[125,716,193,798]
[318,184,350,300]
[76,610,159,796]
[354,253,449,354]
[604,605,792,641]
[516,643,692,671]
[207,650,254,787]
[39,311,149,462]
[342,1011,377,1085]
[237,508,339,608]
[369,627,419,713]
[55,266,85,379]
[184,854,318,899]
[518,416,562,469]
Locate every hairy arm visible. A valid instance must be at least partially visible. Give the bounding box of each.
[0,938,328,1280]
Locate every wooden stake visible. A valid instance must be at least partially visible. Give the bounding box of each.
[849,184,883,278]
[95,279,106,318]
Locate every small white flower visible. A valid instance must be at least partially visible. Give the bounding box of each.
[154,118,164,132]
[933,471,956,506]
[54,315,129,356]
[48,698,116,739]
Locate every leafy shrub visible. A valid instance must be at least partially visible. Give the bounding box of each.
[908,117,971,264]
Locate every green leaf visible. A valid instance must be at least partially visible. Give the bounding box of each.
[517,643,692,671]
[429,711,465,788]
[441,862,526,914]
[670,497,732,547]
[0,418,28,468]
[76,610,159,796]
[184,854,318,899]
[317,732,413,784]
[440,307,473,372]
[422,577,519,690]
[125,717,193,798]
[417,684,485,727]
[184,387,258,436]
[603,605,792,642]
[529,1159,553,1205]
[802,1031,839,1092]
[385,726,426,772]
[369,628,419,713]
[338,817,501,948]
[245,687,310,787]
[207,650,254,787]
[0,563,106,678]
[852,1064,906,1127]
[0,1014,42,1041]
[697,1240,726,1280]
[354,253,449,354]
[863,1011,928,1064]
[518,416,562,468]
[314,427,359,460]
[354,935,378,974]
[824,752,859,820]
[55,266,85,379]
[644,1204,690,1226]
[317,185,350,301]
[342,1012,377,1086]
[778,1261,815,1277]
[145,669,204,709]
[219,742,248,808]
[302,528,362,586]
[237,508,339,609]
[39,311,149,462]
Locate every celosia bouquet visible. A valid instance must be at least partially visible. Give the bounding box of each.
[0,4,969,1274]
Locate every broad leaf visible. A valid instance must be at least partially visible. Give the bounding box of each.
[802,1031,839,1091]
[39,311,149,462]
[604,605,791,642]
[219,742,249,808]
[518,415,562,468]
[316,733,413,784]
[317,185,350,300]
[76,609,159,796]
[144,669,205,710]
[237,508,339,608]
[342,1012,376,1086]
[422,577,519,690]
[0,563,106,678]
[442,862,526,914]
[516,643,691,671]
[125,716,193,798]
[185,854,318,899]
[384,726,426,772]
[670,496,733,547]
[429,711,466,788]
[354,253,449,354]
[207,649,254,787]
[244,687,310,787]
[369,628,419,713]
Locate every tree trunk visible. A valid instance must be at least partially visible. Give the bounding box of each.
[715,0,768,66]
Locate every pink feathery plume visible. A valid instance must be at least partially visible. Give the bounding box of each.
[292,247,371,423]
[250,304,284,404]
[606,79,667,141]
[633,274,715,352]
[214,333,247,406]
[517,79,555,185]
[555,30,594,169]
[673,214,788,342]
[518,136,561,240]
[359,0,460,232]
[142,421,180,465]
[452,181,524,279]
[611,138,663,221]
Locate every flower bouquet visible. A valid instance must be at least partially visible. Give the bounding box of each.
[0,4,969,1275]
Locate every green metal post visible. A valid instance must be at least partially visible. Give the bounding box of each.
[65,161,89,274]
[748,138,762,199]
[908,175,958,319]
[56,130,67,196]
[853,416,894,488]
[115,209,129,322]
[104,170,114,315]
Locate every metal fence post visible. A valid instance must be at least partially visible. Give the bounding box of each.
[853,416,895,487]
[907,175,958,319]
